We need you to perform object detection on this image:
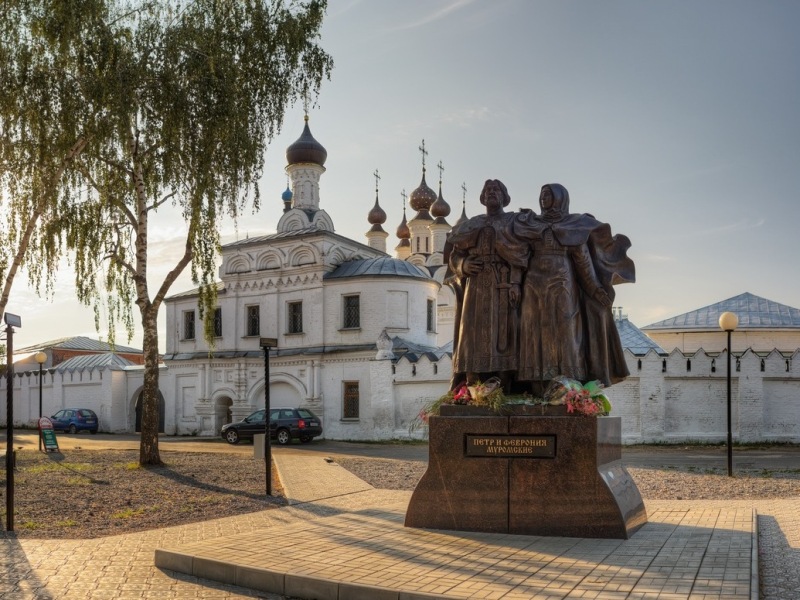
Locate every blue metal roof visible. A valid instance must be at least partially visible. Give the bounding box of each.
[324,257,431,281]
[56,353,136,372]
[616,317,666,355]
[642,292,800,330]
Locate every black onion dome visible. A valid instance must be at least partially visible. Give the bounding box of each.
[455,203,468,227]
[368,195,387,225]
[286,116,327,166]
[396,212,410,239]
[409,172,437,211]
[430,183,451,218]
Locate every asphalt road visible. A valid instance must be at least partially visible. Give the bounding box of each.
[3,429,800,471]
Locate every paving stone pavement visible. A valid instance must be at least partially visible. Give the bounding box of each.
[1,448,798,599]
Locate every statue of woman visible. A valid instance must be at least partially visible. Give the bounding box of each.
[514,183,634,393]
[445,180,529,390]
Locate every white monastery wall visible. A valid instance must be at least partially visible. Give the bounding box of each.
[607,348,800,443]
[4,347,800,444]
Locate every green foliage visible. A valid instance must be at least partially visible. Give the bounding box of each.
[1,0,333,464]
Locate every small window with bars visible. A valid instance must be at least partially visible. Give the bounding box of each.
[343,295,360,329]
[342,381,359,420]
[426,298,435,332]
[213,307,222,337]
[246,305,260,336]
[183,311,196,340]
[287,301,303,334]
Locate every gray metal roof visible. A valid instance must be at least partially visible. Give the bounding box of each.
[642,292,800,331]
[616,317,666,355]
[324,257,431,281]
[222,228,382,256]
[55,353,136,372]
[16,336,142,355]
[166,281,226,301]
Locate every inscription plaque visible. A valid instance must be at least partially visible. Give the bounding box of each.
[466,434,555,458]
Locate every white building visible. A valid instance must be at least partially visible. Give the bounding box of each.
[160,117,451,439]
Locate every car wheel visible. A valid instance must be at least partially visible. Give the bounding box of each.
[68,424,77,434]
[299,435,312,444]
[90,430,97,435]
[276,429,291,445]
[225,430,240,444]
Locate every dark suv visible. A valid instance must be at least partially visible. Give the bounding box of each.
[221,407,323,445]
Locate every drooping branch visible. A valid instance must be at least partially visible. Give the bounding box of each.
[0,136,88,315]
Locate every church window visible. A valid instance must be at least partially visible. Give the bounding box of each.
[416,237,420,253]
[343,381,359,419]
[213,308,222,337]
[425,237,429,253]
[246,305,260,336]
[426,299,435,332]
[183,311,195,340]
[287,301,303,334]
[343,295,360,329]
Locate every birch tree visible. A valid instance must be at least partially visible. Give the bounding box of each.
[13,0,332,464]
[0,4,91,332]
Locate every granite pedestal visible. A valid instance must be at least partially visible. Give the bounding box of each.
[405,406,647,539]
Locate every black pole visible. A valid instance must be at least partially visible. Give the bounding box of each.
[263,343,272,496]
[5,324,15,531]
[726,329,733,477]
[38,362,43,452]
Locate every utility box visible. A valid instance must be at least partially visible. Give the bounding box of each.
[253,433,265,459]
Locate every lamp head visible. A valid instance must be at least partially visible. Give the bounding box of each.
[34,351,47,365]
[719,311,739,332]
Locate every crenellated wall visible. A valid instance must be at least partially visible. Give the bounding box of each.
[0,367,133,432]
[3,347,799,444]
[609,347,800,443]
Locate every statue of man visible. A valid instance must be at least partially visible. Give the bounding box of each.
[445,180,529,390]
[513,183,635,393]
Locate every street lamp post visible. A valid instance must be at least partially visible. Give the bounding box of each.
[260,337,277,496]
[35,351,47,451]
[3,312,21,532]
[719,311,739,477]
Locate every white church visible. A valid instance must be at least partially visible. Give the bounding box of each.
[158,117,456,439]
[4,118,800,444]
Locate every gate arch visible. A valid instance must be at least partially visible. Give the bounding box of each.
[132,388,166,433]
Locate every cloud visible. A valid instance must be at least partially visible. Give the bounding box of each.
[693,218,766,236]
[440,106,492,128]
[390,0,477,31]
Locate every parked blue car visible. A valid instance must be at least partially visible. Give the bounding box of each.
[50,408,99,434]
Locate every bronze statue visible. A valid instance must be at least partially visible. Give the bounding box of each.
[445,181,634,394]
[445,180,529,390]
[513,184,634,392]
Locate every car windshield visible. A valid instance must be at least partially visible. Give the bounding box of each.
[246,410,265,422]
[297,409,316,419]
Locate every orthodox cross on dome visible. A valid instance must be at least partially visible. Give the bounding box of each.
[437,160,444,186]
[374,169,381,194]
[401,188,408,212]
[418,139,428,172]
[461,181,467,208]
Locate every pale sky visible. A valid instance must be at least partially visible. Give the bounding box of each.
[8,0,800,352]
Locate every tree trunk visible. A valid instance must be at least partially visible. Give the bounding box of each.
[139,306,161,465]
